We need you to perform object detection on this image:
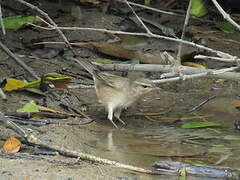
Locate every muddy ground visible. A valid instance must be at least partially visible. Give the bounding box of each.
[1,0,240,180]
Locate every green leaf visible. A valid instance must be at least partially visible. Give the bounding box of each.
[1,16,38,29]
[42,73,72,82]
[215,21,236,33]
[181,122,221,129]
[17,100,39,113]
[190,0,208,17]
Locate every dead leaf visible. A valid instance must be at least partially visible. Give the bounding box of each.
[232,100,240,108]
[52,79,71,89]
[3,136,22,153]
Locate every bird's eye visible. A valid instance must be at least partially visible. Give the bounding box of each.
[142,85,148,88]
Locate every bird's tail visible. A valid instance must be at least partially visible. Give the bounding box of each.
[71,58,100,75]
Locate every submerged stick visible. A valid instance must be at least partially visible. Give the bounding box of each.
[153,161,239,179]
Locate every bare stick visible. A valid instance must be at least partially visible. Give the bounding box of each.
[187,95,216,112]
[32,23,234,59]
[0,41,39,80]
[127,1,180,16]
[0,112,174,176]
[211,0,240,31]
[14,0,76,55]
[177,0,193,63]
[195,55,240,63]
[0,4,6,35]
[152,66,239,84]
[125,1,214,23]
[124,0,152,34]
[95,63,240,81]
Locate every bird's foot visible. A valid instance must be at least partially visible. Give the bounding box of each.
[116,117,126,125]
[109,119,119,128]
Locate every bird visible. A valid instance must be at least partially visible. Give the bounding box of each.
[72,58,154,128]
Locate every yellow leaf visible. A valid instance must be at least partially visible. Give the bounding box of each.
[182,62,206,69]
[3,78,28,91]
[3,136,22,153]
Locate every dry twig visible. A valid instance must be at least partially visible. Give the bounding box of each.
[0,41,39,80]
[32,24,235,59]
[0,4,5,35]
[194,55,240,63]
[124,1,214,23]
[14,0,76,55]
[0,112,174,176]
[152,66,239,84]
[177,0,193,63]
[95,63,240,81]
[211,0,240,31]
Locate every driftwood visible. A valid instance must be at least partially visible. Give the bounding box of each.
[153,161,239,179]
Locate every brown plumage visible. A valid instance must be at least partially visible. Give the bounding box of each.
[73,58,154,128]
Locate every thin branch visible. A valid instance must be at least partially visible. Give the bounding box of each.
[187,95,216,112]
[152,66,239,84]
[0,41,39,80]
[125,1,214,23]
[211,0,240,31]
[0,112,174,176]
[177,0,193,63]
[0,88,6,100]
[32,23,235,59]
[124,0,152,34]
[0,4,6,35]
[194,55,240,63]
[127,1,180,16]
[14,0,76,55]
[94,63,240,81]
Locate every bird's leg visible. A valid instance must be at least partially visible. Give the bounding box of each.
[114,108,126,125]
[107,105,118,128]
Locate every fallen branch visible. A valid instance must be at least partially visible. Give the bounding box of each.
[0,112,174,176]
[211,0,240,31]
[0,4,5,35]
[153,161,239,179]
[31,23,235,59]
[0,41,39,80]
[94,63,240,81]
[14,0,76,55]
[152,66,239,84]
[195,55,240,63]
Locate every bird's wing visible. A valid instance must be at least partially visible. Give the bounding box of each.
[95,73,128,89]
